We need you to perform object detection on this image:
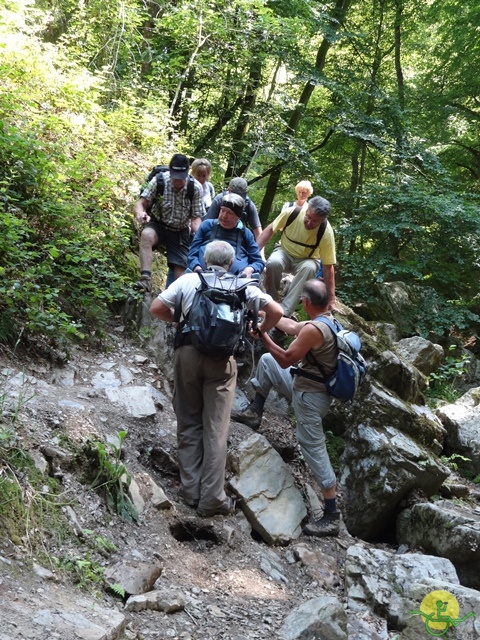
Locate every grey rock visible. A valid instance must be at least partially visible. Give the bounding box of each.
[124,590,184,613]
[91,370,121,390]
[397,500,480,588]
[345,543,458,631]
[437,386,480,474]
[395,336,444,376]
[229,433,307,545]
[280,595,347,640]
[105,386,157,418]
[368,350,427,403]
[104,560,163,596]
[340,422,449,539]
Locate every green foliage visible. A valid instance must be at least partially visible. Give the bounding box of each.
[426,348,471,407]
[0,0,479,353]
[53,553,105,594]
[0,14,140,349]
[0,398,66,549]
[326,431,345,473]
[440,453,471,472]
[84,431,139,523]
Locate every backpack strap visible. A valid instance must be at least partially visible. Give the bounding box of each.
[155,170,166,197]
[209,221,244,259]
[283,205,302,230]
[303,316,342,380]
[186,176,195,202]
[283,214,328,259]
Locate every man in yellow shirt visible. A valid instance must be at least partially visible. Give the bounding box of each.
[257,196,336,317]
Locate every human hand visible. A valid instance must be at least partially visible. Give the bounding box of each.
[137,211,150,224]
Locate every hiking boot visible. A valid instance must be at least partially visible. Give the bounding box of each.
[230,404,262,430]
[177,488,199,509]
[197,497,235,518]
[134,275,151,293]
[303,511,340,538]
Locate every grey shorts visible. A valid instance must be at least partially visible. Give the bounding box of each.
[144,219,191,269]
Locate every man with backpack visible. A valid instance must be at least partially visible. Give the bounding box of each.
[205,177,263,241]
[257,195,337,317]
[150,240,283,518]
[231,278,341,537]
[188,193,265,278]
[133,153,206,293]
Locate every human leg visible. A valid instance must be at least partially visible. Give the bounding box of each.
[139,226,159,272]
[264,247,291,301]
[231,353,293,429]
[292,389,335,491]
[292,389,340,537]
[172,346,205,505]
[165,227,189,281]
[197,355,237,515]
[281,258,318,317]
[136,222,161,292]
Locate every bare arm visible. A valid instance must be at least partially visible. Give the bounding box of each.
[256,223,274,250]
[276,317,308,335]
[258,300,283,334]
[261,323,324,369]
[150,298,174,323]
[190,216,202,234]
[134,197,151,224]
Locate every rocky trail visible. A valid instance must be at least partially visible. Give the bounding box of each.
[0,322,357,640]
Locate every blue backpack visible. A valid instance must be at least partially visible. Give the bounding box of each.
[292,316,367,401]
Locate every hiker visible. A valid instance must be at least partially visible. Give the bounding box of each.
[150,240,283,518]
[231,278,341,537]
[188,193,265,278]
[257,195,337,317]
[190,158,215,212]
[281,180,314,214]
[205,177,263,241]
[133,153,206,293]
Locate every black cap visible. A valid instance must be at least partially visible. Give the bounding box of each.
[169,153,190,179]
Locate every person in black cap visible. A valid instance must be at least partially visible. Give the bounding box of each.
[205,177,263,242]
[188,193,264,277]
[133,153,206,292]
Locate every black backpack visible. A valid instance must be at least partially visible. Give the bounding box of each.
[282,204,327,258]
[174,271,260,358]
[142,165,195,215]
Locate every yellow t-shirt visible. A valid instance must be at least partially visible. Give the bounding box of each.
[271,206,336,262]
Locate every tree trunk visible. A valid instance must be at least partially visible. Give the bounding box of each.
[224,54,264,180]
[258,0,353,225]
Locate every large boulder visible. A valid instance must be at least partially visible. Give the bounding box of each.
[437,387,480,475]
[228,433,307,545]
[394,336,444,376]
[367,350,427,403]
[326,383,446,451]
[345,543,459,638]
[396,499,480,589]
[339,421,449,539]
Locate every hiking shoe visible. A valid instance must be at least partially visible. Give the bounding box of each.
[197,497,235,518]
[303,511,340,538]
[134,275,151,293]
[230,404,262,430]
[177,488,199,509]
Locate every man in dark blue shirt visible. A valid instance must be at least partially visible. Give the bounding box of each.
[188,194,264,278]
